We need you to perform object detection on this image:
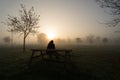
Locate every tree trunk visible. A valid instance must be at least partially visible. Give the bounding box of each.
[23,36,26,52]
[11,31,13,48]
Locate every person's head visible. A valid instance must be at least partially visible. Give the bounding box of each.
[50,40,54,44]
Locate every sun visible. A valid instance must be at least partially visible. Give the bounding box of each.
[46,32,55,40]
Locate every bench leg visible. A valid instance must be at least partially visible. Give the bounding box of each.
[28,51,34,68]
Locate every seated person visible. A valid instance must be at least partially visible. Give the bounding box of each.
[47,40,55,50]
[47,40,58,59]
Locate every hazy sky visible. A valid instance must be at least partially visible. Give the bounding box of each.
[0,0,119,44]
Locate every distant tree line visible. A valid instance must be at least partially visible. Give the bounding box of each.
[75,35,109,45]
[2,33,120,46]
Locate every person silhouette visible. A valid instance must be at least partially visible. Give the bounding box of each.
[47,40,58,59]
[47,40,55,49]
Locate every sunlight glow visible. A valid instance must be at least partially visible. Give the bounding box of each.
[46,32,55,40]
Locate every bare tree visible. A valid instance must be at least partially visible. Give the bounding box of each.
[86,35,95,44]
[5,4,40,51]
[37,33,48,46]
[96,0,120,29]
[102,37,109,44]
[95,36,101,44]
[3,36,11,44]
[76,37,82,43]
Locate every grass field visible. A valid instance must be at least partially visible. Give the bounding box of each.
[0,45,120,80]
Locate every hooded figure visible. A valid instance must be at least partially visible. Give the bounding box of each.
[47,40,56,58]
[47,40,55,49]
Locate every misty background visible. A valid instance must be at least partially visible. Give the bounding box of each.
[0,0,120,47]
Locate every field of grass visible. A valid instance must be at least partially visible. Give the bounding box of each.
[0,45,120,80]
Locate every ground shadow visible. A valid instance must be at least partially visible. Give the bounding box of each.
[5,60,95,80]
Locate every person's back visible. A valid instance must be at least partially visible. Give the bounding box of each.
[47,40,55,49]
[47,40,56,58]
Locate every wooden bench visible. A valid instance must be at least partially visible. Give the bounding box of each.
[28,49,72,68]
